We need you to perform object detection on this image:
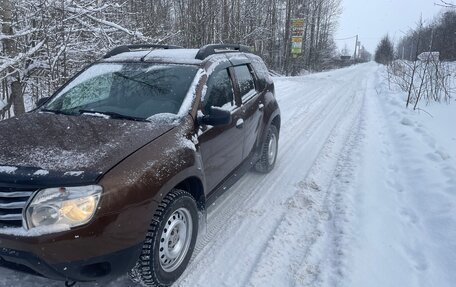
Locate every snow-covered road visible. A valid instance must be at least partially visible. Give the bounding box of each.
[177,64,371,287]
[1,63,455,287]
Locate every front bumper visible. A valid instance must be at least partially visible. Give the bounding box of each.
[0,242,142,282]
[0,210,151,282]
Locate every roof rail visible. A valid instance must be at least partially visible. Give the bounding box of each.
[103,44,183,58]
[195,44,251,60]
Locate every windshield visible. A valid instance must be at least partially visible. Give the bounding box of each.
[43,63,199,120]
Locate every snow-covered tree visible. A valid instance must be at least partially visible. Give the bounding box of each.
[0,0,151,119]
[438,0,455,8]
[375,35,394,65]
[1,0,343,119]
[359,46,372,62]
[396,11,456,61]
[0,0,26,116]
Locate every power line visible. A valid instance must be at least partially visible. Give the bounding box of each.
[334,35,357,41]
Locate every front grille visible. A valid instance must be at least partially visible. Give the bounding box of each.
[0,187,35,228]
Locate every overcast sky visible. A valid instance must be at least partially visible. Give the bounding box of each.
[335,0,450,54]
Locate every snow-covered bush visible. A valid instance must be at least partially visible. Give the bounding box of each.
[387,58,455,109]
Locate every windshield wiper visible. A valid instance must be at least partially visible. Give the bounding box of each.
[113,72,156,90]
[78,109,148,122]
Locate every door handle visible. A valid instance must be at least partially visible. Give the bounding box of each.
[258,104,264,111]
[236,119,244,129]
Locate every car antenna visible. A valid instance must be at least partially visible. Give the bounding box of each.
[140,48,155,62]
[139,44,183,62]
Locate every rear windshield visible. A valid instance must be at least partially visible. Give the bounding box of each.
[44,63,198,120]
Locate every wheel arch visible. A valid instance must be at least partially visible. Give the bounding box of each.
[153,166,206,209]
[270,114,281,132]
[174,176,206,212]
[156,174,208,251]
[254,109,281,158]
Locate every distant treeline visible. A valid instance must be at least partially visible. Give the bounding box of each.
[396,11,456,61]
[0,0,342,119]
[131,0,342,74]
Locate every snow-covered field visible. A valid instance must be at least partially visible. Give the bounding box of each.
[1,62,455,287]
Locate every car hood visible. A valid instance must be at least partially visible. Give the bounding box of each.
[0,112,178,185]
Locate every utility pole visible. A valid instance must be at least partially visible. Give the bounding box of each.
[353,34,358,60]
[429,28,434,51]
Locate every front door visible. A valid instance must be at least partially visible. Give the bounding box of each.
[198,67,244,192]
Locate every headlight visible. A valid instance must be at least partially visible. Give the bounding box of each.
[25,185,102,229]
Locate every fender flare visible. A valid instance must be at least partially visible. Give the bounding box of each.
[255,108,281,158]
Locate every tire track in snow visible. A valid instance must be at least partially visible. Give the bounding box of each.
[176,78,349,287]
[177,64,376,287]
[246,69,370,287]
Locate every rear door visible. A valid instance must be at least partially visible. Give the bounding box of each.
[198,66,244,192]
[232,64,264,159]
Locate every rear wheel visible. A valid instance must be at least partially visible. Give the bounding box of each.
[255,125,279,173]
[129,189,198,287]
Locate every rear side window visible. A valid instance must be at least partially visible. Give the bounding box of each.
[250,57,271,91]
[234,65,255,99]
[204,69,234,112]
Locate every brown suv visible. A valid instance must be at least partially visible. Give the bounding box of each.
[0,44,280,286]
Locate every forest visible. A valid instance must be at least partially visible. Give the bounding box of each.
[0,0,342,119]
[396,10,456,61]
[374,8,456,110]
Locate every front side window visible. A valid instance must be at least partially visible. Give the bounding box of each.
[44,63,199,120]
[204,69,235,112]
[234,65,256,100]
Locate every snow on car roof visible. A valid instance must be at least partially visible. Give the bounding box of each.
[105,49,202,64]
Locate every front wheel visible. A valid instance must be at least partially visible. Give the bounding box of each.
[129,189,198,287]
[255,125,279,173]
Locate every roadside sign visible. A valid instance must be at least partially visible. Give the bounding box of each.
[291,18,305,55]
[291,37,303,54]
[291,19,305,36]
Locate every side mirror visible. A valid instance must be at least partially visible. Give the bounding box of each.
[198,107,232,127]
[36,97,50,107]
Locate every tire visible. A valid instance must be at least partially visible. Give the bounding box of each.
[129,189,198,287]
[254,125,279,173]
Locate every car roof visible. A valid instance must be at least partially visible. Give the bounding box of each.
[103,49,202,65]
[101,44,256,66]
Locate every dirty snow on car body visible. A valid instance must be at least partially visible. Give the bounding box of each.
[1,63,455,287]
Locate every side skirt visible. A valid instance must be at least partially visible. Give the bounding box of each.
[206,153,259,207]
